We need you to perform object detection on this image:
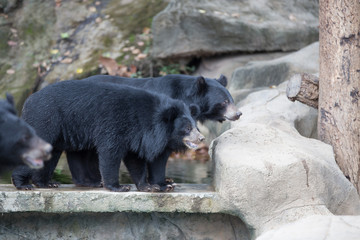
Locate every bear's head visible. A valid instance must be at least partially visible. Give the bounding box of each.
[161,102,204,152]
[0,93,52,169]
[193,75,242,123]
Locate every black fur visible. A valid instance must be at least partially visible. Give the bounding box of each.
[0,94,51,173]
[11,80,199,192]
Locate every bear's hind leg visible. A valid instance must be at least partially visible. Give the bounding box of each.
[98,149,130,192]
[123,152,153,192]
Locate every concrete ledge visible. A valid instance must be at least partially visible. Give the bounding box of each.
[0,184,222,214]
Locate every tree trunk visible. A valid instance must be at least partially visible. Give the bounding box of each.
[319,0,360,193]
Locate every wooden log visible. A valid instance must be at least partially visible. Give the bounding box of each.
[286,73,319,109]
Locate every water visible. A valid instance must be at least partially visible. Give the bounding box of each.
[0,155,212,185]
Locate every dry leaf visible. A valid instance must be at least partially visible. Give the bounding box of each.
[99,56,118,76]
[89,6,97,12]
[7,41,17,46]
[76,68,83,74]
[61,58,73,64]
[6,69,15,75]
[137,41,144,46]
[143,27,151,35]
[95,17,102,23]
[132,49,140,55]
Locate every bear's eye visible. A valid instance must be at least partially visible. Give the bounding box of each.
[222,100,229,106]
[186,126,192,132]
[20,134,31,144]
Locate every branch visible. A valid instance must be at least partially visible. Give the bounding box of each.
[286,73,319,109]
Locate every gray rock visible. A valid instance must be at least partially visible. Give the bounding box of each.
[210,123,360,237]
[234,81,318,139]
[152,0,319,59]
[230,42,319,91]
[257,215,360,240]
[0,212,250,240]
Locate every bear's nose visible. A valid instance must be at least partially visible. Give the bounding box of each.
[43,144,53,155]
[236,111,242,118]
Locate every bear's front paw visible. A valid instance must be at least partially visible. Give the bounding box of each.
[151,183,174,192]
[137,183,152,192]
[165,178,174,184]
[105,184,131,192]
[161,184,174,192]
[15,184,34,190]
[34,181,59,188]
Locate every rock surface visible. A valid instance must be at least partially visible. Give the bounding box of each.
[210,123,360,237]
[234,81,318,139]
[0,0,166,110]
[152,0,319,58]
[230,42,319,92]
[256,215,360,240]
[0,212,250,240]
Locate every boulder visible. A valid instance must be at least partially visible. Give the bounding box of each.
[210,123,360,237]
[234,81,318,139]
[256,215,360,240]
[152,0,319,59]
[230,42,319,92]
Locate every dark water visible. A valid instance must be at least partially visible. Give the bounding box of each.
[0,155,212,185]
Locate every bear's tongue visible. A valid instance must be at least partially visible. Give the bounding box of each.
[184,141,198,149]
[25,157,44,169]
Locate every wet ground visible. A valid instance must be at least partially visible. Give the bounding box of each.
[0,155,212,185]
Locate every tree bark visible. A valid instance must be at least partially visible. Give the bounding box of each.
[286,73,319,109]
[319,0,360,193]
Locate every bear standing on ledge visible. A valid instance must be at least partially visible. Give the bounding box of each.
[11,80,204,192]
[68,74,241,189]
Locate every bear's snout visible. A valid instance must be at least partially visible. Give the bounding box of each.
[224,104,242,121]
[183,128,205,149]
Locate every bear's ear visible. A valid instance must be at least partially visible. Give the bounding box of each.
[217,74,227,87]
[196,76,207,94]
[162,106,179,123]
[189,104,200,119]
[6,92,15,107]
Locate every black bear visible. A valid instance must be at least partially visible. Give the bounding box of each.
[11,80,204,192]
[0,93,52,173]
[67,74,241,189]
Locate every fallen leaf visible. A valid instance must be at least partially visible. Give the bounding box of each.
[137,41,144,46]
[95,17,102,23]
[76,68,83,74]
[231,13,240,18]
[95,1,101,5]
[198,9,206,14]
[10,28,17,34]
[99,56,118,76]
[122,47,129,52]
[89,6,97,12]
[61,32,69,39]
[143,27,151,35]
[6,69,15,75]
[7,41,17,46]
[50,49,59,54]
[132,49,140,54]
[130,65,137,74]
[61,58,73,64]
[136,53,147,59]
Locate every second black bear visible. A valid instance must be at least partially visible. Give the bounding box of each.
[68,74,241,188]
[0,93,52,173]
[11,80,204,191]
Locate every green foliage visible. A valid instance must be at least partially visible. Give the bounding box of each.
[52,169,73,184]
